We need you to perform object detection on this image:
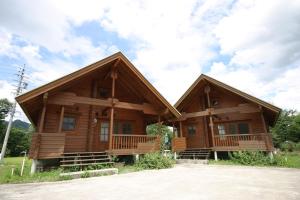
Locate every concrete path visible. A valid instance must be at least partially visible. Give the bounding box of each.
[0,164,300,200]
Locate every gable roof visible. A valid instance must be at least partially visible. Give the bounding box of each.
[16,52,181,119]
[175,74,281,114]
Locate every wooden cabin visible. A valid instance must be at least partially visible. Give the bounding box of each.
[171,74,281,159]
[16,52,280,167]
[16,52,180,165]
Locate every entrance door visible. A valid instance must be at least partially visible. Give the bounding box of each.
[97,121,109,151]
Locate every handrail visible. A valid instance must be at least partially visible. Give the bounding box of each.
[213,133,272,149]
[112,134,159,150]
[214,133,268,137]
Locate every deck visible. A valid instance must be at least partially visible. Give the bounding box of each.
[29,133,160,159]
[172,133,274,152]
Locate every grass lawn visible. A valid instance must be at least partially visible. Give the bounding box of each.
[0,157,141,184]
[209,152,300,169]
[0,157,65,184]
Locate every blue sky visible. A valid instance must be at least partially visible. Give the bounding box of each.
[0,0,299,121]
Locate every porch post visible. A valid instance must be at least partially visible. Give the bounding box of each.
[109,67,117,151]
[179,121,183,137]
[205,85,215,147]
[214,151,218,161]
[58,106,65,133]
[38,93,48,133]
[260,108,271,151]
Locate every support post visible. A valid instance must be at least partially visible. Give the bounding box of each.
[214,151,218,161]
[134,154,139,162]
[109,69,117,151]
[58,106,65,133]
[38,104,47,133]
[109,107,114,151]
[260,108,271,151]
[30,159,38,175]
[205,85,215,147]
[179,121,183,137]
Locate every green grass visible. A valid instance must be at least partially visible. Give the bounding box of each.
[280,152,300,168]
[0,157,65,184]
[0,157,140,184]
[117,165,139,174]
[209,152,300,169]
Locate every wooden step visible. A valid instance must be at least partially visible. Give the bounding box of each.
[61,161,114,167]
[179,152,210,154]
[62,152,107,156]
[60,154,109,159]
[60,158,110,163]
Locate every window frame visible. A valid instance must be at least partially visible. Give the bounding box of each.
[215,121,251,136]
[62,115,77,131]
[99,121,109,142]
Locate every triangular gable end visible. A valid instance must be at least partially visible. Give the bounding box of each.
[16,52,181,125]
[175,74,281,125]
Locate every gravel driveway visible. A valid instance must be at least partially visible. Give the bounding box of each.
[0,164,299,200]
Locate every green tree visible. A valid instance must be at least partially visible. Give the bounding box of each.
[146,123,173,151]
[0,98,31,156]
[271,109,300,147]
[0,98,13,134]
[6,128,30,156]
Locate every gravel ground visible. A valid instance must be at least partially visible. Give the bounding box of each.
[0,164,299,200]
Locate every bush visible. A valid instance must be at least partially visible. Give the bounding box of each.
[135,153,175,170]
[229,151,273,166]
[294,143,300,151]
[280,141,296,152]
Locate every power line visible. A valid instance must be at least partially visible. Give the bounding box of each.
[0,64,28,162]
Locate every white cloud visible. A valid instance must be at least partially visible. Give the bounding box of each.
[94,0,234,103]
[207,0,300,110]
[0,0,299,122]
[215,0,300,71]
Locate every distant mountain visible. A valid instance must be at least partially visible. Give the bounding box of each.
[12,119,30,130]
[3,119,31,130]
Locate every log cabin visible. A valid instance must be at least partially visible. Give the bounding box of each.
[16,52,180,172]
[171,74,281,160]
[16,52,280,171]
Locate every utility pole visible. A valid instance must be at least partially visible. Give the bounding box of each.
[0,65,27,162]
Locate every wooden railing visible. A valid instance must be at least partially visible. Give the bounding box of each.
[112,134,159,150]
[29,133,66,159]
[213,133,273,151]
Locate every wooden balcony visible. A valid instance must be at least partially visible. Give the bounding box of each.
[110,134,160,155]
[29,133,160,159]
[213,133,273,151]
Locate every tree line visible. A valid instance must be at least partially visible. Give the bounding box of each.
[0,98,32,157]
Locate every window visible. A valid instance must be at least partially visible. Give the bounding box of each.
[122,122,132,134]
[99,88,108,98]
[217,125,226,135]
[62,116,76,131]
[238,123,249,134]
[217,124,226,140]
[100,122,109,141]
[228,123,237,134]
[187,125,196,135]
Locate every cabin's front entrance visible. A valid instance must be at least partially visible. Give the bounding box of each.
[93,120,109,152]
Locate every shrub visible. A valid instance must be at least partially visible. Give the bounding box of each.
[81,171,90,178]
[229,151,272,166]
[280,141,296,152]
[135,153,175,170]
[294,143,300,151]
